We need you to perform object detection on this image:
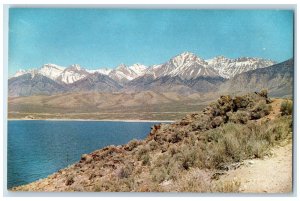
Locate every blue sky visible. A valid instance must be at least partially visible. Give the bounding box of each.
[9,9,294,76]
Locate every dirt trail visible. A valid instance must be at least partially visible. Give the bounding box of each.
[268,98,283,120]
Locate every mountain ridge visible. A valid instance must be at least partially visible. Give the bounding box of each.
[11,52,276,84]
[9,53,292,97]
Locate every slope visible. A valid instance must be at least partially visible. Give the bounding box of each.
[220,59,294,97]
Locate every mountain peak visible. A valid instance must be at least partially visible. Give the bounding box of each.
[42,63,63,68]
[180,51,196,56]
[173,52,198,60]
[68,64,82,71]
[209,55,230,63]
[128,64,147,74]
[170,52,207,69]
[11,53,276,84]
[214,55,227,59]
[116,64,127,70]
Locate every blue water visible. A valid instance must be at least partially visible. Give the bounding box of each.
[8,120,160,189]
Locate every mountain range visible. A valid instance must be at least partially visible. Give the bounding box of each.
[8,52,293,97]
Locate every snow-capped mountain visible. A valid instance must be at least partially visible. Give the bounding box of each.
[13,69,29,78]
[87,68,112,75]
[146,52,219,79]
[128,64,147,76]
[58,64,89,84]
[13,69,38,78]
[38,64,65,80]
[108,64,148,83]
[145,52,275,80]
[207,56,276,79]
[11,52,276,86]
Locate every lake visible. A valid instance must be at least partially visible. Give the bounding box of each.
[7,120,164,189]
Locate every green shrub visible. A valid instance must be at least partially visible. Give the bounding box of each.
[117,163,133,179]
[169,145,179,156]
[259,89,268,98]
[137,145,150,160]
[141,153,151,165]
[213,179,241,192]
[93,177,135,192]
[181,150,197,170]
[203,117,292,169]
[126,139,140,151]
[228,110,250,124]
[280,100,293,116]
[207,129,222,142]
[251,100,272,119]
[65,175,75,186]
[176,172,211,192]
[223,133,243,162]
[207,142,227,168]
[151,166,168,183]
[149,140,158,150]
[251,140,268,158]
[170,131,183,143]
[166,160,183,181]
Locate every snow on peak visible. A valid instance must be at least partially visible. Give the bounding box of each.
[68,64,82,71]
[208,55,229,63]
[13,69,28,77]
[87,68,112,75]
[12,68,40,79]
[149,52,213,79]
[116,64,127,70]
[39,64,65,80]
[11,52,276,83]
[170,52,207,69]
[128,64,147,76]
[206,56,276,79]
[59,65,89,84]
[109,63,147,82]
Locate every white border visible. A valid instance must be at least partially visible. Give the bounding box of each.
[1,1,299,201]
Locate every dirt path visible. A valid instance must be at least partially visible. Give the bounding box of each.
[268,98,283,120]
[218,142,293,193]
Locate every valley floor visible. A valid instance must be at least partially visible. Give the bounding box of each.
[8,118,174,123]
[8,111,190,121]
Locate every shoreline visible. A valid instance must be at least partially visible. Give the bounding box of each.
[8,118,175,123]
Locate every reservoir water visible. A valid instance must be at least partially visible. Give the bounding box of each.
[7,120,162,189]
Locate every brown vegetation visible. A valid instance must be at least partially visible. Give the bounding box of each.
[280,99,293,116]
[12,91,293,192]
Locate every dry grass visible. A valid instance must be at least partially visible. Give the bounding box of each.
[213,179,241,192]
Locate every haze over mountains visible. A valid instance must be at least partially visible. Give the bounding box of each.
[8,52,293,97]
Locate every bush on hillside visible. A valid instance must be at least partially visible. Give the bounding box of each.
[227,111,250,124]
[250,100,272,119]
[280,100,293,116]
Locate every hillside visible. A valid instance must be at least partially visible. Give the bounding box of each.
[8,73,67,97]
[12,91,293,192]
[220,59,294,97]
